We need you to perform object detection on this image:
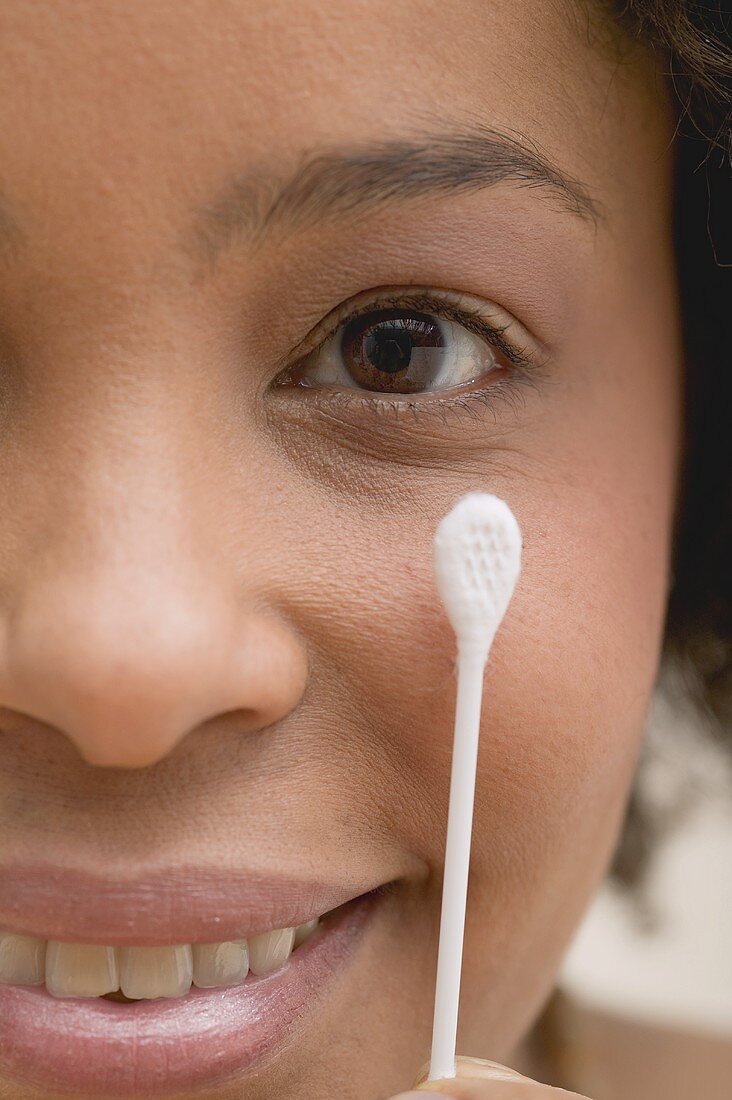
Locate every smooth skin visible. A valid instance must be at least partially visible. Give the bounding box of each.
[0,1,681,1098]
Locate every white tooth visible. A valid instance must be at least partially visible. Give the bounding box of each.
[248,927,295,976]
[0,933,46,986]
[192,940,249,988]
[293,919,319,948]
[45,942,118,998]
[119,945,192,1000]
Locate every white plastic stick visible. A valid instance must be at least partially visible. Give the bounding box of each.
[428,493,522,1082]
[428,646,488,1081]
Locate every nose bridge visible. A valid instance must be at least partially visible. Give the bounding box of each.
[0,421,308,768]
[13,399,227,626]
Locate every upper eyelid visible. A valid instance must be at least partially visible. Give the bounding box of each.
[278,286,545,376]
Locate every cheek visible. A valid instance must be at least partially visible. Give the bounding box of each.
[323,341,680,884]
[278,226,681,898]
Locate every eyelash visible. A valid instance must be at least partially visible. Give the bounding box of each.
[276,288,544,424]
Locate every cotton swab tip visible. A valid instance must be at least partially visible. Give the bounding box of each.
[433,492,522,655]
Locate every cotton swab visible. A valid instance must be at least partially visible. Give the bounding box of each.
[428,493,522,1083]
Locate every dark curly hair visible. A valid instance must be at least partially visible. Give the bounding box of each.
[626,2,731,712]
[608,2,732,884]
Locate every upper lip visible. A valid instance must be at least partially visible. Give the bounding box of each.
[0,863,379,946]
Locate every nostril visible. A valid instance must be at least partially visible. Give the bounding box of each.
[0,579,308,769]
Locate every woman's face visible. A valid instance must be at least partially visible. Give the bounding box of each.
[0,2,681,1098]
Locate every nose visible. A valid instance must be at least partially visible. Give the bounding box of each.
[0,567,308,768]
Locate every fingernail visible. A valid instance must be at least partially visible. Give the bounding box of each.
[392,1093,452,1099]
[413,1056,528,1087]
[415,1082,459,1093]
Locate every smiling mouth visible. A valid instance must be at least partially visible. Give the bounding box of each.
[0,916,322,1001]
[0,883,384,1096]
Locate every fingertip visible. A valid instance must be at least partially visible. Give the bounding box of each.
[412,1056,530,1089]
[392,1093,452,1099]
[456,1057,528,1081]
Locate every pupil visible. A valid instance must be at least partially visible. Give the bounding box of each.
[365,326,413,374]
[339,309,446,393]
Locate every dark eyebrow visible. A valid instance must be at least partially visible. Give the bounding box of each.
[191,124,600,265]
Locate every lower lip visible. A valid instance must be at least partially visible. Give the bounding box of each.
[0,894,376,1097]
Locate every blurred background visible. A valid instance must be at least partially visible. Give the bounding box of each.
[549,681,732,1099]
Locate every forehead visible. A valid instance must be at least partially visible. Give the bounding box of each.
[0,0,659,211]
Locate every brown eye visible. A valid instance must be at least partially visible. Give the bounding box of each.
[340,309,447,394]
[288,302,503,398]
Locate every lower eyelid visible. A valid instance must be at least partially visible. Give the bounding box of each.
[259,379,536,480]
[271,369,537,432]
